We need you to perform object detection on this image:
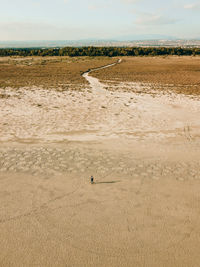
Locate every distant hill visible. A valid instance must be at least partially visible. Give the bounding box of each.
[0,38,200,48]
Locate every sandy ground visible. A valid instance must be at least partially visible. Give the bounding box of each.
[1,60,200,266]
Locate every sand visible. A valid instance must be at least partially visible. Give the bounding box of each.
[0,59,200,266]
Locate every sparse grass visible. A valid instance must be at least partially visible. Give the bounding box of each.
[0,56,115,91]
[0,93,10,98]
[92,56,200,95]
[2,55,199,95]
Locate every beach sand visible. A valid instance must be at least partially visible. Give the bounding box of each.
[0,58,200,266]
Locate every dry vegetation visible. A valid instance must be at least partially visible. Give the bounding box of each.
[0,56,115,90]
[92,56,200,95]
[1,55,200,95]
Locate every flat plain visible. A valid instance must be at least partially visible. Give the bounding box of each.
[92,56,200,95]
[0,56,114,90]
[0,56,200,267]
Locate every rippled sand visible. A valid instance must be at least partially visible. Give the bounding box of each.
[1,66,200,266]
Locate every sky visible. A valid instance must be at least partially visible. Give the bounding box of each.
[0,0,200,40]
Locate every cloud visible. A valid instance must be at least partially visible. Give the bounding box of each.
[184,3,200,10]
[88,5,97,10]
[0,21,118,40]
[135,13,178,26]
[0,21,85,40]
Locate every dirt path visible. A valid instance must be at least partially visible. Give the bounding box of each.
[82,59,121,92]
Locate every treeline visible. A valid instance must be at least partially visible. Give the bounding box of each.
[0,46,200,57]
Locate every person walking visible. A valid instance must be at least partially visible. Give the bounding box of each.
[90,175,94,184]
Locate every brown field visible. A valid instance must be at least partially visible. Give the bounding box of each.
[1,56,200,266]
[0,56,115,91]
[92,56,200,95]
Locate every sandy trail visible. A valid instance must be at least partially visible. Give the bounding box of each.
[1,58,200,143]
[0,60,200,266]
[82,59,121,91]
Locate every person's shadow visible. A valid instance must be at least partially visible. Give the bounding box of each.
[94,180,120,184]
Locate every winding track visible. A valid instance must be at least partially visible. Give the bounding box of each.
[82,59,121,89]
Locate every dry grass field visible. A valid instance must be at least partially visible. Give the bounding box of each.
[0,56,115,91]
[92,56,200,95]
[1,56,200,266]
